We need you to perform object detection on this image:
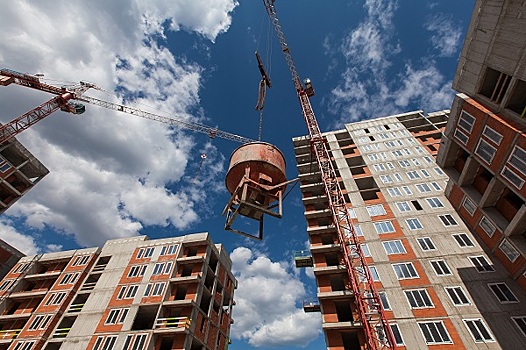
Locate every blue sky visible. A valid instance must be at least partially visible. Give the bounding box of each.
[0,0,474,348]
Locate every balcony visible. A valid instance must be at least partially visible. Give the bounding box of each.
[52,328,70,338]
[317,290,354,299]
[322,320,363,330]
[7,289,48,300]
[0,329,21,342]
[313,265,347,275]
[24,271,61,280]
[307,225,336,235]
[310,243,341,254]
[304,208,331,219]
[67,303,85,313]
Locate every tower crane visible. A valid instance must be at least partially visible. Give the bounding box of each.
[261,1,396,349]
[0,68,255,145]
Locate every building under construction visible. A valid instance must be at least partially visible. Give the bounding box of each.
[293,110,526,349]
[0,233,236,350]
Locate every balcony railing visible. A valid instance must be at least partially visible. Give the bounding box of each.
[67,303,85,313]
[52,327,70,338]
[154,317,190,330]
[79,282,97,291]
[0,329,21,340]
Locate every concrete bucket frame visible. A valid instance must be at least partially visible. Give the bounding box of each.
[222,142,297,240]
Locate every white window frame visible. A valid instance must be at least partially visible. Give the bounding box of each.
[405,289,434,308]
[395,201,411,212]
[387,187,402,197]
[445,286,471,306]
[463,318,495,343]
[452,233,474,248]
[430,260,452,276]
[374,221,395,234]
[454,128,469,145]
[406,170,421,180]
[431,182,442,191]
[392,262,419,279]
[417,237,436,251]
[462,196,477,216]
[512,316,526,338]
[93,335,118,350]
[479,216,496,237]
[383,240,406,255]
[438,214,458,227]
[499,239,520,263]
[488,283,518,303]
[507,146,526,176]
[475,139,497,164]
[398,160,411,168]
[406,218,423,230]
[418,321,452,344]
[469,255,494,273]
[482,125,502,145]
[366,204,386,217]
[402,186,412,195]
[458,110,475,133]
[426,197,444,209]
[416,183,431,193]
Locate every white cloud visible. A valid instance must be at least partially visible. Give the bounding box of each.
[424,14,462,57]
[0,220,39,255]
[0,1,237,247]
[327,0,455,124]
[230,247,321,347]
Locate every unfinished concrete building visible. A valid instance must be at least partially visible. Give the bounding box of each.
[0,239,24,280]
[0,136,48,214]
[436,0,526,292]
[293,111,526,349]
[0,233,236,350]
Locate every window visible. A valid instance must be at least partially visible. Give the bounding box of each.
[380,174,393,183]
[0,280,13,290]
[488,283,518,303]
[406,218,423,230]
[152,263,164,275]
[426,197,444,209]
[122,333,148,350]
[464,319,494,343]
[479,216,496,237]
[403,148,412,155]
[45,292,66,306]
[430,260,452,276]
[29,315,46,330]
[358,266,380,282]
[127,265,146,278]
[405,289,433,308]
[385,141,396,148]
[160,244,178,256]
[368,154,379,162]
[417,237,436,251]
[379,292,391,310]
[421,169,431,178]
[392,262,418,279]
[469,256,494,273]
[508,146,526,176]
[390,324,404,346]
[59,272,79,285]
[152,282,166,296]
[482,126,502,145]
[434,167,444,176]
[394,173,403,182]
[454,128,469,145]
[93,335,118,350]
[507,78,526,115]
[458,110,475,133]
[379,133,389,140]
[373,163,386,172]
[462,197,477,216]
[386,162,394,170]
[406,171,421,180]
[374,221,395,234]
[416,183,431,193]
[383,240,406,255]
[423,156,433,164]
[364,145,374,151]
[411,158,421,166]
[105,308,129,325]
[361,244,371,257]
[387,187,402,197]
[402,186,412,195]
[475,139,496,164]
[445,286,470,306]
[512,317,526,337]
[502,166,525,189]
[398,160,411,167]
[366,204,386,216]
[354,225,363,236]
[392,150,403,157]
[72,255,89,266]
[395,201,411,212]
[12,341,35,350]
[137,247,154,259]
[414,146,423,154]
[118,285,139,300]
[418,321,452,344]
[438,214,457,227]
[431,182,441,191]
[347,208,357,218]
[499,240,520,262]
[452,233,474,248]
[479,67,511,103]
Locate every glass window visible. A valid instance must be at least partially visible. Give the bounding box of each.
[423,156,433,164]
[416,183,431,193]
[390,324,404,345]
[499,240,520,262]
[445,286,470,306]
[361,244,371,257]
[439,214,458,227]
[402,186,412,195]
[512,316,526,338]
[462,197,477,215]
[374,163,386,172]
[395,201,411,212]
[479,216,496,237]
[374,221,395,234]
[380,175,393,184]
[488,283,518,303]
[394,173,403,182]
[387,187,402,197]
[417,237,436,251]
[406,218,423,230]
[405,289,433,308]
[469,256,494,273]
[430,260,452,276]
[398,160,411,168]
[418,321,452,344]
[407,171,421,180]
[431,182,442,191]
[426,197,444,208]
[412,158,421,166]
[508,146,526,175]
[392,263,418,279]
[366,204,386,216]
[383,240,406,255]
[386,162,394,170]
[463,319,494,343]
[354,225,363,236]
[458,110,475,133]
[482,126,503,145]
[475,139,496,164]
[452,233,474,248]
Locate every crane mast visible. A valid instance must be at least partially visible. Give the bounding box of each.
[0,69,254,145]
[262,1,396,349]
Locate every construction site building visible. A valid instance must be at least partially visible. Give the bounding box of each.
[0,136,49,214]
[0,239,24,281]
[0,233,236,350]
[436,0,526,293]
[293,110,526,349]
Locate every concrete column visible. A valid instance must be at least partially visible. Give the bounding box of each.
[504,203,526,237]
[479,177,506,208]
[458,156,479,186]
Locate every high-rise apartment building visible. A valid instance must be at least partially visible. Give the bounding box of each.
[0,136,49,214]
[436,0,526,290]
[0,233,236,350]
[0,239,24,280]
[293,110,526,349]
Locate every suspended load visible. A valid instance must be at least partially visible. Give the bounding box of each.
[223,142,293,240]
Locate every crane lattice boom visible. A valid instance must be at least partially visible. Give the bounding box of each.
[0,68,254,145]
[262,1,396,349]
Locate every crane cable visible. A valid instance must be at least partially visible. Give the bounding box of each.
[254,13,273,141]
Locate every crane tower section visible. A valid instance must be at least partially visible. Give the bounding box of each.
[262,1,396,349]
